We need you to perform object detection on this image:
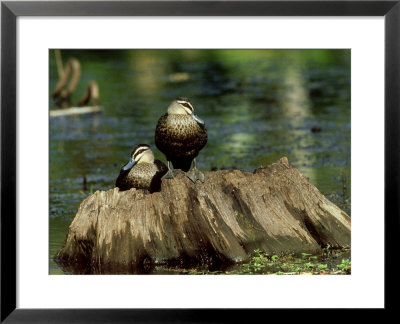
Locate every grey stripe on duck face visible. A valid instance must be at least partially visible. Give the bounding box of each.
[176,99,205,126]
[133,148,148,160]
[177,99,194,112]
[122,145,151,171]
[131,144,150,159]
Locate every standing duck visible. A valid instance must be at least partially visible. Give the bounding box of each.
[155,97,208,182]
[116,144,167,192]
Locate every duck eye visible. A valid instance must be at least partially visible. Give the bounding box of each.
[178,101,194,112]
[134,148,147,159]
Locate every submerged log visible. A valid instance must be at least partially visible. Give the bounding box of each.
[49,106,102,118]
[56,157,351,274]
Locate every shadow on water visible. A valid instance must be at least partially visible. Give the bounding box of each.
[49,49,351,274]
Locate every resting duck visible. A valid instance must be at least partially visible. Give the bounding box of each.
[155,97,207,183]
[116,144,167,192]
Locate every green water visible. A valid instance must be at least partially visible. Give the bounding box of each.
[49,49,351,274]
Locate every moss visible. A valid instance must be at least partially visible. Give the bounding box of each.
[161,248,351,275]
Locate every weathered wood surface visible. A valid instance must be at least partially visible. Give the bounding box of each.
[56,157,351,274]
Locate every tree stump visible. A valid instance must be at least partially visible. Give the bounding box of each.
[55,157,351,274]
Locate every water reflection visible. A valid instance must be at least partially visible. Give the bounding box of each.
[281,62,316,182]
[49,49,351,274]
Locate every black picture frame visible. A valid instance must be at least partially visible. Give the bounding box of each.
[1,0,398,321]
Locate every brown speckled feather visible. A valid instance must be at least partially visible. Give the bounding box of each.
[116,160,167,192]
[155,114,207,171]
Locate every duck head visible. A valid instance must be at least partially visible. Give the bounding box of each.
[167,97,205,126]
[121,144,155,171]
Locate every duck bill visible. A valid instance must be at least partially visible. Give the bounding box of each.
[122,158,137,171]
[191,113,205,126]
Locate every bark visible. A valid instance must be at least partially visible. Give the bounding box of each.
[56,157,351,274]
